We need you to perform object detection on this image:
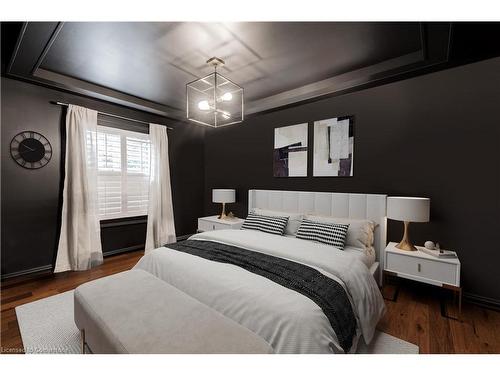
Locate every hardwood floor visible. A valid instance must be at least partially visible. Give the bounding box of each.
[378,278,500,353]
[1,250,499,354]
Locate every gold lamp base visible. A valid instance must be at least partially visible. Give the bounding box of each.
[395,221,418,251]
[218,202,228,220]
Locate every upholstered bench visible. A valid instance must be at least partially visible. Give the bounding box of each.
[74,269,273,354]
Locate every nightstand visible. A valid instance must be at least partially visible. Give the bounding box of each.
[383,242,462,317]
[197,215,244,232]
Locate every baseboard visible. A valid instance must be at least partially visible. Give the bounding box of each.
[2,235,193,280]
[1,264,53,280]
[104,235,193,256]
[103,244,144,257]
[463,292,500,311]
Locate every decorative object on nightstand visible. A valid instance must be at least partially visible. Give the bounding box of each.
[387,196,430,251]
[424,241,438,250]
[212,189,236,220]
[383,242,461,318]
[197,215,244,232]
[420,246,457,259]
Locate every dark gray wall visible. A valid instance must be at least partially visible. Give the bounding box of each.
[1,77,205,276]
[2,56,500,305]
[204,57,500,304]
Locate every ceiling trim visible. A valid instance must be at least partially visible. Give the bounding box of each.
[246,50,424,114]
[6,22,28,73]
[33,68,183,118]
[30,22,65,75]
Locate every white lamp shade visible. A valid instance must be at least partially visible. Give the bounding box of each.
[212,189,236,204]
[387,196,430,222]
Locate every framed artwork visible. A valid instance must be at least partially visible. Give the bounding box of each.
[273,123,308,177]
[313,116,354,176]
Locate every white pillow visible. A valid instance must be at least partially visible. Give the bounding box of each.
[252,209,304,236]
[305,215,376,251]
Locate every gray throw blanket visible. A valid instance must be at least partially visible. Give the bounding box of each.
[167,240,357,352]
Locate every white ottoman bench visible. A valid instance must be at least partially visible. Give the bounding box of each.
[74,269,273,354]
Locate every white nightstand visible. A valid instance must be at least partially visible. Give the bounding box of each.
[383,242,462,316]
[197,215,244,232]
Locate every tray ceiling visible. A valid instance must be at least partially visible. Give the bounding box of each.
[7,22,495,120]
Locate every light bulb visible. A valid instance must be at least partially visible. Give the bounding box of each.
[198,100,210,111]
[221,92,233,101]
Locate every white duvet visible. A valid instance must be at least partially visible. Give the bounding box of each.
[134,229,386,354]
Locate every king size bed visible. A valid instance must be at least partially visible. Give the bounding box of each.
[132,190,387,354]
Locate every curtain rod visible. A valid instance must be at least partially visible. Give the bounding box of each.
[52,101,174,130]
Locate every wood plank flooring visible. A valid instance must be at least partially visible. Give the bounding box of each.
[378,278,500,353]
[1,250,499,354]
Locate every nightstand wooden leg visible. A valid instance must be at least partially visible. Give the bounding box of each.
[440,287,462,321]
[458,288,462,317]
[381,271,400,302]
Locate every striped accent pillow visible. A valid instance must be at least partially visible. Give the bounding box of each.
[241,213,289,236]
[296,219,350,250]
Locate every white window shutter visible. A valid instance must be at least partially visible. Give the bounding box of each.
[125,136,151,216]
[87,126,151,220]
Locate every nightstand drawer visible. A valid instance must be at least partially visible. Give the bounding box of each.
[386,252,458,286]
[198,220,223,232]
[197,217,243,232]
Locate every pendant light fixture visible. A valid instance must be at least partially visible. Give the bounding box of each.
[186,57,244,127]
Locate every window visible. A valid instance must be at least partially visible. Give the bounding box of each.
[87,126,151,220]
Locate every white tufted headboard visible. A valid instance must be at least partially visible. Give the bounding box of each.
[248,189,387,284]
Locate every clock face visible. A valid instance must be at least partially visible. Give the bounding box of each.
[10,131,52,169]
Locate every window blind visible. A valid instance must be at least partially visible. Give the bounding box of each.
[87,125,151,220]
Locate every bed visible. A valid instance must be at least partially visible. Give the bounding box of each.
[134,190,387,354]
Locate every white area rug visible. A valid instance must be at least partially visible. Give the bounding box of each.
[16,291,419,354]
[356,330,419,354]
[15,291,80,354]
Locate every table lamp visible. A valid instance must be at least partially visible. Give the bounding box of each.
[387,196,430,251]
[212,189,236,220]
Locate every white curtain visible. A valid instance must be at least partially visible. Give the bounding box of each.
[145,123,176,252]
[54,105,103,272]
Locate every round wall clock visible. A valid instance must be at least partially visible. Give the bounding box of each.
[10,131,52,169]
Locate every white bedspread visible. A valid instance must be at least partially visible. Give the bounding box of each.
[133,229,385,354]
